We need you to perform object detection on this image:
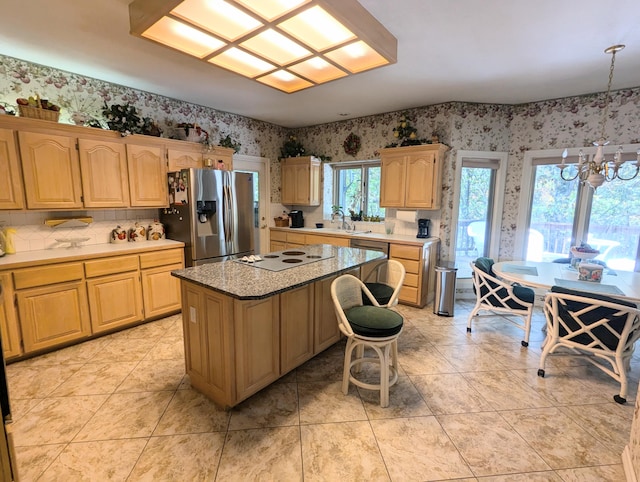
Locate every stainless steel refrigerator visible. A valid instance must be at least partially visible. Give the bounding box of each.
[161,169,255,266]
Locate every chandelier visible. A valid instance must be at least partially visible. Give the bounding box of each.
[557,44,640,189]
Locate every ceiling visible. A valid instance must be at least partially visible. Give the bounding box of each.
[2,0,640,128]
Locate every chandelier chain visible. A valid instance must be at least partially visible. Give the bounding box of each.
[599,48,618,140]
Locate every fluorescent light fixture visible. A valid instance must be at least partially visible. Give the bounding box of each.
[129,0,397,93]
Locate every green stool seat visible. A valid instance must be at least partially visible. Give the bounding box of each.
[345,305,403,337]
[363,282,394,306]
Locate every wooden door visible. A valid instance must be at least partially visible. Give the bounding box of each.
[127,143,168,207]
[78,138,130,207]
[141,264,182,318]
[405,151,437,208]
[0,128,24,209]
[86,272,143,333]
[0,273,21,359]
[19,131,83,209]
[17,281,91,353]
[292,163,310,204]
[234,296,280,402]
[281,285,314,373]
[380,154,406,207]
[280,160,296,204]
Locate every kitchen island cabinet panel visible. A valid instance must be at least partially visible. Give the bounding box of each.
[0,128,24,210]
[281,284,314,373]
[233,296,280,402]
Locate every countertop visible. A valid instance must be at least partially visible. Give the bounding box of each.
[172,245,385,300]
[0,240,185,270]
[270,226,438,247]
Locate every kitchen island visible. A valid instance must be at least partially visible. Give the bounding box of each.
[172,245,385,408]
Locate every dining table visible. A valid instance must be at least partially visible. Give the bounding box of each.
[493,260,640,304]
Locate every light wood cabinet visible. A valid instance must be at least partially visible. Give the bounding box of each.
[304,233,350,247]
[14,261,90,352]
[167,146,203,171]
[126,143,168,207]
[281,284,314,373]
[281,156,321,206]
[0,273,21,359]
[18,131,83,209]
[78,138,130,208]
[139,248,184,318]
[389,241,438,307]
[380,144,448,209]
[233,296,280,402]
[85,255,143,333]
[0,129,24,210]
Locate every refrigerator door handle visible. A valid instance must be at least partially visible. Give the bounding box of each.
[223,183,233,242]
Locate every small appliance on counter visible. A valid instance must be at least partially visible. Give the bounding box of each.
[289,210,304,228]
[417,218,430,238]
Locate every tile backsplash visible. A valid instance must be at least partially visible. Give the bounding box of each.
[0,209,159,253]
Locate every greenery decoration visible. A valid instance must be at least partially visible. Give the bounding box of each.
[343,132,361,156]
[102,102,160,136]
[219,134,241,153]
[386,112,436,148]
[280,135,306,158]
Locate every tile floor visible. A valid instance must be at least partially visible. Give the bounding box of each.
[7,299,637,481]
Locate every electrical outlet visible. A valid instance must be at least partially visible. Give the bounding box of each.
[189,306,197,323]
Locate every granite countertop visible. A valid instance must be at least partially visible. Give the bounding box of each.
[270,226,438,246]
[0,239,185,270]
[172,245,385,300]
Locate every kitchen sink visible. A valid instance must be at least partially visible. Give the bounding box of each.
[314,228,371,235]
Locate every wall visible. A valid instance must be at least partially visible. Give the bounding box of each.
[1,54,640,260]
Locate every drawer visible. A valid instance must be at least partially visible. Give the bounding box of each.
[85,255,139,278]
[390,244,421,260]
[399,285,419,304]
[404,272,419,287]
[14,262,84,289]
[307,235,349,247]
[286,232,306,245]
[270,230,287,242]
[393,257,420,275]
[139,248,184,269]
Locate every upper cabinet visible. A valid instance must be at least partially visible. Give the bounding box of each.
[380,144,449,209]
[78,138,130,208]
[126,142,168,207]
[0,128,25,210]
[19,131,83,209]
[281,156,321,206]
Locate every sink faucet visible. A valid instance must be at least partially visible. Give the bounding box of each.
[332,209,350,230]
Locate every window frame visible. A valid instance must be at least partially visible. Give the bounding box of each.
[518,142,640,262]
[331,160,383,217]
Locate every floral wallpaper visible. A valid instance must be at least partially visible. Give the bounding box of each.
[1,53,640,263]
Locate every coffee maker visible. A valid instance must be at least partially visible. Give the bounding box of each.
[417,218,430,238]
[289,210,304,228]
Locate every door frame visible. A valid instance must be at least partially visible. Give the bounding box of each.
[233,154,271,254]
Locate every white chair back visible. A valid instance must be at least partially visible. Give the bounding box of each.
[363,259,406,308]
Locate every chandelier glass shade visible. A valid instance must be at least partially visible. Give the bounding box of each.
[557,45,640,189]
[129,0,397,93]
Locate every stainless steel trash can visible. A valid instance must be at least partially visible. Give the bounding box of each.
[434,262,457,316]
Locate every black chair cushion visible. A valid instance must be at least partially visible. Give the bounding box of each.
[550,286,636,350]
[363,282,394,306]
[345,306,403,337]
[474,257,533,309]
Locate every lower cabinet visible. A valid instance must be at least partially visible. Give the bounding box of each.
[0,273,22,358]
[281,284,314,373]
[17,281,91,353]
[3,246,184,359]
[180,266,361,408]
[389,241,439,308]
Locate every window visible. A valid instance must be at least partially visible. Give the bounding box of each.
[521,144,640,272]
[451,151,508,278]
[333,161,385,218]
